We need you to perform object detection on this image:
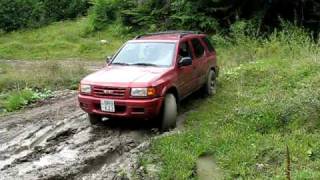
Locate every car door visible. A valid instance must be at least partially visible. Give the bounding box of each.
[190,38,207,89]
[176,40,196,98]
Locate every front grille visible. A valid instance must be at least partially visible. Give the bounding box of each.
[92,86,126,98]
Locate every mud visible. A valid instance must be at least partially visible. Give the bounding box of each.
[0,90,158,180]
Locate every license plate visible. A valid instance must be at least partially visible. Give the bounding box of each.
[101,99,115,112]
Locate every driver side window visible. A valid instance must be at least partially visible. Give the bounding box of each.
[178,42,192,59]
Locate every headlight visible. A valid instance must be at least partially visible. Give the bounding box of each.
[80,84,91,94]
[131,87,156,97]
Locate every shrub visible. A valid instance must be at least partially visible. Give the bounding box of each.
[0,88,53,112]
[87,0,119,31]
[0,0,42,31]
[2,88,34,112]
[41,0,89,22]
[0,0,90,32]
[86,0,221,33]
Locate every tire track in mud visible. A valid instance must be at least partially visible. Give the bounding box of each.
[0,91,157,180]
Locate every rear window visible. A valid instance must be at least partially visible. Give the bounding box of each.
[202,37,215,52]
[191,38,205,58]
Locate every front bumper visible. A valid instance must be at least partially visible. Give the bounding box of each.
[78,94,164,120]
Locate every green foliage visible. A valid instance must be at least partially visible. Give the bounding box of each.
[0,88,52,112]
[86,0,119,31]
[87,0,221,33]
[169,0,219,32]
[86,0,320,34]
[0,0,42,31]
[0,0,89,32]
[41,0,89,22]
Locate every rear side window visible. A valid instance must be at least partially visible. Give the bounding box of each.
[202,37,215,52]
[191,38,205,58]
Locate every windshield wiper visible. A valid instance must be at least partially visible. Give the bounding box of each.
[111,62,130,66]
[131,63,159,67]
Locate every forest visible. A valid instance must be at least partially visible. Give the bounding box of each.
[1,0,319,35]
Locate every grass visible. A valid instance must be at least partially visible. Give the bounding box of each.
[0,88,53,112]
[0,18,127,60]
[144,23,320,179]
[0,61,90,92]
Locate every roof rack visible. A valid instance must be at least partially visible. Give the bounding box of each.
[135,31,202,39]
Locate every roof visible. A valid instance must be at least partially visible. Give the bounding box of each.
[134,31,206,41]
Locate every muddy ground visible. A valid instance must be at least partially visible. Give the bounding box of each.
[0,90,159,180]
[0,90,195,180]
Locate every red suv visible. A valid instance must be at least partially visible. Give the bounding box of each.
[78,31,218,130]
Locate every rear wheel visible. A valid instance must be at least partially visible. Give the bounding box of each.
[160,93,178,131]
[88,114,102,125]
[203,70,217,96]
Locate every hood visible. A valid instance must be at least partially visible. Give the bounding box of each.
[82,65,170,86]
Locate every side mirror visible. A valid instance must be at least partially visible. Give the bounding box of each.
[106,55,113,63]
[178,57,192,67]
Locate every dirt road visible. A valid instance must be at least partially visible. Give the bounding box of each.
[0,90,160,180]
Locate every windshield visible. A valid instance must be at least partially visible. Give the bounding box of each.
[111,42,176,67]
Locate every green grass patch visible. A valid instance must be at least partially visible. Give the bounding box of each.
[0,88,52,112]
[0,18,128,60]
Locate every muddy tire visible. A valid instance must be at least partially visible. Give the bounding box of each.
[160,93,178,131]
[203,70,217,96]
[88,114,101,125]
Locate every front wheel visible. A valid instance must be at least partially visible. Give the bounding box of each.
[88,114,102,125]
[203,70,217,96]
[160,93,178,131]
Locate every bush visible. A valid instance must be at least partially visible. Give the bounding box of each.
[86,0,119,32]
[0,0,90,32]
[0,88,53,112]
[86,0,221,33]
[2,88,35,112]
[42,0,90,22]
[0,0,42,31]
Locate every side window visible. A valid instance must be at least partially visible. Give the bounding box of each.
[191,38,205,58]
[202,37,215,52]
[178,42,192,59]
